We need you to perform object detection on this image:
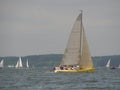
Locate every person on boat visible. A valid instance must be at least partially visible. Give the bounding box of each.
[63,65,68,70]
[54,65,79,71]
[54,66,60,70]
[54,65,64,70]
[79,65,83,69]
[53,67,56,70]
[110,66,116,69]
[70,65,76,70]
[69,65,73,70]
[59,65,64,70]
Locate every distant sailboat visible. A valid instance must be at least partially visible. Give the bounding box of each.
[106,59,111,68]
[0,59,4,69]
[118,64,120,69]
[54,11,95,73]
[8,65,14,68]
[15,57,23,69]
[26,59,29,68]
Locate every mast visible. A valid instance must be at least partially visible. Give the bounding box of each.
[79,10,83,67]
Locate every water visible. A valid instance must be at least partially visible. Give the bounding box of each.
[0,61,120,90]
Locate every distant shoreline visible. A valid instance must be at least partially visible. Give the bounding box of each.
[0,53,120,58]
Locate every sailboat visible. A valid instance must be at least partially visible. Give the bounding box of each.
[54,11,95,73]
[106,59,111,68]
[0,59,4,69]
[15,57,23,69]
[118,64,120,69]
[26,59,29,68]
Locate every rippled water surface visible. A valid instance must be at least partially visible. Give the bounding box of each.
[0,64,120,90]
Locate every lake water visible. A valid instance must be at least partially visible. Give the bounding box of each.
[0,60,120,90]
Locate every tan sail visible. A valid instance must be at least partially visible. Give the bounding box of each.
[61,14,81,65]
[80,27,94,69]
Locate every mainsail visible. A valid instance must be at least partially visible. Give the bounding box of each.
[106,59,111,67]
[118,64,120,69]
[0,59,4,68]
[15,61,18,68]
[15,57,23,68]
[26,59,29,68]
[61,12,94,69]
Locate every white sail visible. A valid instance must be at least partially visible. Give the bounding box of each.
[26,59,29,68]
[15,61,18,68]
[15,57,23,68]
[19,57,23,67]
[106,59,111,67]
[118,64,120,69]
[61,12,94,69]
[0,59,4,68]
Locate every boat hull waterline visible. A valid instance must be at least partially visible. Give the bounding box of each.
[54,68,95,73]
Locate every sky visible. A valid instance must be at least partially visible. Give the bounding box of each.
[0,0,120,57]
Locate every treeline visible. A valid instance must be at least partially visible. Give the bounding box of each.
[0,54,120,67]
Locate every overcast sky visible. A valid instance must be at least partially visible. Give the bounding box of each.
[0,0,120,57]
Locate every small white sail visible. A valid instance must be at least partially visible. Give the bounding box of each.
[106,59,111,67]
[19,57,23,67]
[15,57,23,69]
[118,64,120,69]
[15,61,18,68]
[0,59,4,68]
[26,59,29,68]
